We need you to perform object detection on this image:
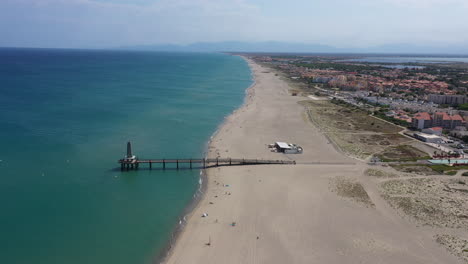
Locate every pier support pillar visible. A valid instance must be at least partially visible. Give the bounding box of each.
[149,161,152,170]
[190,159,192,169]
[163,159,166,170]
[176,160,179,170]
[203,159,206,169]
[216,158,219,167]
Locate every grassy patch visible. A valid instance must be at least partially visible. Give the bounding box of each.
[391,164,439,175]
[365,169,399,178]
[330,177,374,207]
[435,234,468,263]
[301,99,409,159]
[302,100,402,133]
[429,165,468,173]
[381,178,468,228]
[392,163,468,175]
[377,145,431,162]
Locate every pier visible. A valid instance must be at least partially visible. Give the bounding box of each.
[118,158,296,171]
[118,141,295,171]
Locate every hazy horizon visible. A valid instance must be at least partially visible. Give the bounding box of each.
[1,0,468,53]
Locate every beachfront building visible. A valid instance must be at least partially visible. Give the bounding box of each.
[433,112,464,129]
[412,112,465,130]
[452,114,464,129]
[433,112,452,129]
[274,142,303,154]
[414,133,443,143]
[412,112,432,129]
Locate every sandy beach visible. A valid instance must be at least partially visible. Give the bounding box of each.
[164,58,461,264]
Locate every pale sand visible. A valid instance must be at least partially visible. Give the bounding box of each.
[164,58,461,263]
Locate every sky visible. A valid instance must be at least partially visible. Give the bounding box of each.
[1,0,468,49]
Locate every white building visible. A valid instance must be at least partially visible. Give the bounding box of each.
[275,142,303,154]
[414,133,443,143]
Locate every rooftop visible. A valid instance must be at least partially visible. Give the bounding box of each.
[416,133,442,139]
[276,142,291,149]
[414,112,432,120]
[452,114,464,121]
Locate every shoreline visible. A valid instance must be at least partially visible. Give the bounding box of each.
[163,56,460,264]
[156,55,256,264]
[154,168,207,264]
[162,56,345,263]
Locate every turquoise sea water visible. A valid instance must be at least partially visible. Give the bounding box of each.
[0,48,252,264]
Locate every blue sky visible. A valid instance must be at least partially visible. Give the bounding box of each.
[1,0,467,48]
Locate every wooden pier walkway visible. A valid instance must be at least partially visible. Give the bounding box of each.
[118,158,296,171]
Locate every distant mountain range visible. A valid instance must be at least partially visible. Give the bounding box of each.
[119,41,468,55]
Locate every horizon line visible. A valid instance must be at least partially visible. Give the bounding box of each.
[1,46,468,56]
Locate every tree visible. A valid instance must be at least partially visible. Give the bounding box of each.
[462,135,468,144]
[458,103,468,111]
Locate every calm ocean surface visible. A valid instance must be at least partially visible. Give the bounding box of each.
[0,48,252,264]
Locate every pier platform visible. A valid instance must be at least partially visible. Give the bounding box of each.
[118,158,296,171]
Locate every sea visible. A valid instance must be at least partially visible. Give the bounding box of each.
[0,48,252,264]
